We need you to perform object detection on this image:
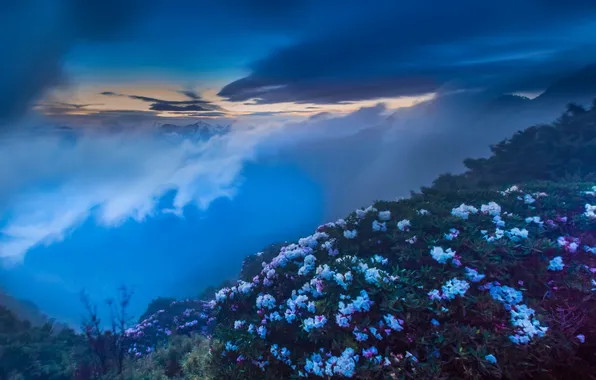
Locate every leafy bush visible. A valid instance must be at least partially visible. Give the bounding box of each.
[208,182,596,379]
[0,306,86,380]
[121,334,213,380]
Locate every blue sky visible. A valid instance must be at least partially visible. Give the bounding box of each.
[2,0,596,324]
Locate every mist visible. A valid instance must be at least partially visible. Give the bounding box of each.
[0,92,570,324]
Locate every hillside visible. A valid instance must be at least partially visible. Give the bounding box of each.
[203,181,596,379]
[119,101,596,380]
[3,101,596,379]
[0,290,47,326]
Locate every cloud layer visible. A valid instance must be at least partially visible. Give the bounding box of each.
[0,125,267,264]
[218,0,596,104]
[0,0,146,125]
[100,91,227,115]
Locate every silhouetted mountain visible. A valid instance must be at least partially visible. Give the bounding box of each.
[0,289,47,326]
[535,63,596,106]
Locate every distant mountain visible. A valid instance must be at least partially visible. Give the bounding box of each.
[155,121,231,140]
[0,289,47,325]
[535,63,596,106]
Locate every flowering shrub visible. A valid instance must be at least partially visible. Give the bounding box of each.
[206,182,596,379]
[124,299,215,357]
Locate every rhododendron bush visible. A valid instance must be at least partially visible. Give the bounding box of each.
[205,182,596,379]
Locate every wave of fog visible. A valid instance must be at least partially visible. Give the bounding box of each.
[0,95,562,267]
[0,126,269,265]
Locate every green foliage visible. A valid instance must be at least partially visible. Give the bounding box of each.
[120,334,213,380]
[0,306,86,380]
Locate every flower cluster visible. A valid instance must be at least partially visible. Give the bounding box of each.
[201,183,596,379]
[451,203,478,219]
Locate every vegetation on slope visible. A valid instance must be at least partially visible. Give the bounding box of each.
[0,306,86,379]
[208,182,596,379]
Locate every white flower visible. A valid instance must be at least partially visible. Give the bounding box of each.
[548,256,564,271]
[582,186,596,196]
[334,272,352,290]
[356,205,377,218]
[397,219,411,231]
[430,246,455,264]
[303,315,327,332]
[299,232,329,248]
[444,228,459,241]
[372,254,388,265]
[335,218,347,227]
[525,216,543,226]
[256,294,277,309]
[481,202,501,216]
[417,209,430,215]
[383,314,404,332]
[215,288,230,303]
[234,320,246,329]
[427,289,442,301]
[441,278,470,300]
[237,281,254,294]
[372,220,387,232]
[298,254,317,276]
[464,267,485,283]
[378,210,391,221]
[585,204,596,218]
[507,227,529,242]
[343,229,358,239]
[501,185,519,195]
[493,215,506,227]
[489,284,523,305]
[364,268,383,285]
[257,325,267,339]
[335,313,351,327]
[485,354,497,364]
[523,194,536,204]
[451,204,478,219]
[316,264,335,280]
[509,304,548,344]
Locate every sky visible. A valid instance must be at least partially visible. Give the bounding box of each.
[3,0,596,125]
[1,0,596,324]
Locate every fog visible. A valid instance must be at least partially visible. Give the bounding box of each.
[0,92,569,323]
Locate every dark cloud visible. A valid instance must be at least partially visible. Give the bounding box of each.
[176,90,202,100]
[0,0,149,126]
[35,102,103,114]
[218,0,596,104]
[100,91,226,114]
